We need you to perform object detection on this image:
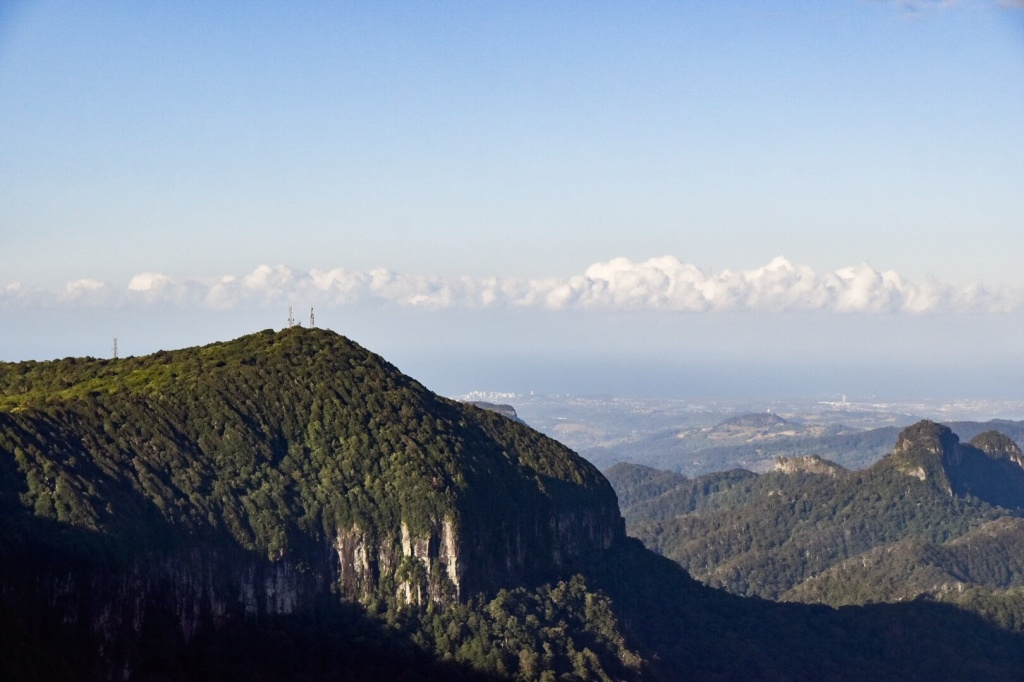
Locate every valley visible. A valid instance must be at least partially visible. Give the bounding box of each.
[606,421,1024,633]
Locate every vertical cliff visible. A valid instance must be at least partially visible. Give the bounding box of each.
[890,420,1024,509]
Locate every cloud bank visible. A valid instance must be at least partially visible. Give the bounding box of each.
[3,257,1021,315]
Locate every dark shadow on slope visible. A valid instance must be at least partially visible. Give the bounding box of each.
[949,444,1024,510]
[583,538,1024,682]
[0,512,501,682]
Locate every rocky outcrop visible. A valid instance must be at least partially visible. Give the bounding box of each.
[888,420,1024,508]
[774,455,844,478]
[970,431,1024,469]
[890,420,959,492]
[335,518,462,604]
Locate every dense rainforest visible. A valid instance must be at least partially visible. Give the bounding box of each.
[2,328,1024,680]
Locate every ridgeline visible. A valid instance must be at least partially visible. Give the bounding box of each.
[611,420,1024,631]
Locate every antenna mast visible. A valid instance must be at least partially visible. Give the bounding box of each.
[309,307,315,328]
[112,337,118,359]
[287,305,295,327]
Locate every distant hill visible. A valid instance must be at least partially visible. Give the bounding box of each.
[946,420,1024,449]
[584,415,900,473]
[605,462,759,525]
[0,328,633,680]
[717,411,791,429]
[588,413,1024,475]
[466,401,521,422]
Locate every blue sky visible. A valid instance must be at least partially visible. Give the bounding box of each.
[2,1,1023,400]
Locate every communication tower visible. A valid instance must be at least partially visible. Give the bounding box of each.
[288,306,295,327]
[310,307,315,328]
[113,338,118,359]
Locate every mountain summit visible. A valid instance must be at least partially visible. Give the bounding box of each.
[1,328,622,603]
[891,420,1024,508]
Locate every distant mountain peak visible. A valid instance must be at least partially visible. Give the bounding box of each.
[970,431,1024,469]
[889,420,1024,508]
[890,420,959,487]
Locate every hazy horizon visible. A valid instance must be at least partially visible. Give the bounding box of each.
[3,2,1022,405]
[4,305,1022,407]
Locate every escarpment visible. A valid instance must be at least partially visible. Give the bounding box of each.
[0,328,623,676]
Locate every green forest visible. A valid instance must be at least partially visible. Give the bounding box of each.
[3,329,1024,680]
[608,421,1024,632]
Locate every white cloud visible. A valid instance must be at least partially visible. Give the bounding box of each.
[1,283,22,308]
[127,272,170,292]
[3,258,1022,315]
[60,279,111,304]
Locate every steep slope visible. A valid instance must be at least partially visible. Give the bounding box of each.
[0,328,622,599]
[950,431,1024,509]
[889,421,1024,508]
[0,328,625,677]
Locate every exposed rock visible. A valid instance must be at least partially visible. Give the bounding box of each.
[970,431,1024,469]
[889,420,958,492]
[887,420,1024,508]
[773,455,845,478]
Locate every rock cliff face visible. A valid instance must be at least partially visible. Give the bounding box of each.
[889,420,1024,508]
[0,328,623,676]
[773,454,844,478]
[890,420,960,489]
[970,431,1024,468]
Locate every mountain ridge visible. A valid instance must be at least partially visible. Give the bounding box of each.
[0,328,623,602]
[1,328,636,678]
[4,332,1024,679]
[610,419,1024,627]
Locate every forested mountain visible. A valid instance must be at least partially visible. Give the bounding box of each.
[0,328,622,600]
[609,421,1024,631]
[0,328,632,680]
[3,330,1024,680]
